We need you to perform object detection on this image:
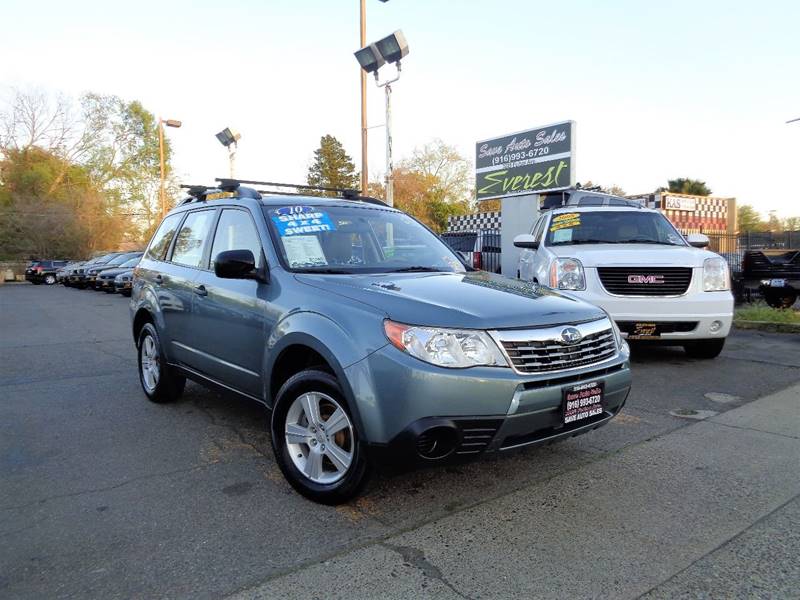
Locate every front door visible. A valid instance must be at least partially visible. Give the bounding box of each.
[190,208,273,398]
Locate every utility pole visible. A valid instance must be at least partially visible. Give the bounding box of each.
[360,0,368,196]
[158,118,182,218]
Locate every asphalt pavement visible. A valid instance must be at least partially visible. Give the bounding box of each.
[1,283,799,599]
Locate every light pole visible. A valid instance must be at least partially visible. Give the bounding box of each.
[215,127,241,178]
[158,118,182,218]
[355,30,409,207]
[359,0,391,197]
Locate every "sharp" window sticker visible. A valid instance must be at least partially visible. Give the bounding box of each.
[271,206,337,237]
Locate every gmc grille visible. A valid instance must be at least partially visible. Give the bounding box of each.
[597,267,693,296]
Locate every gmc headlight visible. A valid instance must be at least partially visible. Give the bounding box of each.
[384,321,508,368]
[703,257,729,291]
[549,258,586,291]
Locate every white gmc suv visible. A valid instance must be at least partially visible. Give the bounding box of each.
[514,201,734,358]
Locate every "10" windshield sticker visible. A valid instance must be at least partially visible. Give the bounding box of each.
[550,212,581,232]
[272,206,337,237]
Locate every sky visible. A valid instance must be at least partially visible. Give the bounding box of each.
[1,0,798,217]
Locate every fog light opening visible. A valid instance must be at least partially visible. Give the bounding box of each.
[416,426,459,460]
[709,320,722,333]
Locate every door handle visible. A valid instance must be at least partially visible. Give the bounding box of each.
[194,284,208,297]
[154,274,163,285]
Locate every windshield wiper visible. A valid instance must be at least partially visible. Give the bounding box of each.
[388,266,447,272]
[550,239,619,245]
[617,239,682,246]
[295,267,355,274]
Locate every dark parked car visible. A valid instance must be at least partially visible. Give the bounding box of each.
[70,253,120,288]
[96,255,143,292]
[86,252,142,289]
[742,249,800,308]
[114,269,135,296]
[25,260,70,285]
[130,180,631,504]
[440,230,501,273]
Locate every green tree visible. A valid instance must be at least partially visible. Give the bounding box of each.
[783,216,800,231]
[665,178,712,196]
[306,135,359,196]
[736,204,765,233]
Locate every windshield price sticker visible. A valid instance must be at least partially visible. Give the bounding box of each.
[272,207,336,237]
[550,213,581,232]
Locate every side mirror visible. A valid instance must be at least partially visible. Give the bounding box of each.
[513,234,539,249]
[214,249,257,279]
[686,233,710,248]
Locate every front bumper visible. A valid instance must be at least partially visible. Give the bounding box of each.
[114,280,132,292]
[562,273,733,340]
[346,343,631,467]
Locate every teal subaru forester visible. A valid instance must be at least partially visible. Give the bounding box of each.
[130,179,632,504]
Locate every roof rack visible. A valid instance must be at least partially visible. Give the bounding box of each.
[215,178,387,207]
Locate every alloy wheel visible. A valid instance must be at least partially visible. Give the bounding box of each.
[285,392,354,484]
[140,334,160,393]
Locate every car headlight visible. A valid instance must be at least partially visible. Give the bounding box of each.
[384,320,508,368]
[549,258,586,291]
[703,257,729,291]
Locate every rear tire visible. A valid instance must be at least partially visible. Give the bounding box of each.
[271,369,369,504]
[763,289,797,309]
[684,338,725,359]
[137,322,185,403]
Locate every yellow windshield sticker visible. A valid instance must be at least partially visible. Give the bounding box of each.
[550,213,581,232]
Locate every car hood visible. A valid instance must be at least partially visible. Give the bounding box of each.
[548,244,718,267]
[98,267,129,277]
[295,271,606,330]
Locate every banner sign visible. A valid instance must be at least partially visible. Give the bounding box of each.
[475,120,575,201]
[664,195,697,212]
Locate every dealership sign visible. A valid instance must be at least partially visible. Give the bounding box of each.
[664,195,697,212]
[475,120,575,201]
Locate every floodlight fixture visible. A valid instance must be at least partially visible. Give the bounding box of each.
[375,30,408,64]
[354,44,385,74]
[215,127,241,148]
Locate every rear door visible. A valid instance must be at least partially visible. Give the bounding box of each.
[160,209,218,366]
[190,207,273,397]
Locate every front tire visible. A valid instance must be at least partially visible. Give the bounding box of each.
[684,338,725,359]
[271,370,369,504]
[137,322,185,403]
[44,274,56,285]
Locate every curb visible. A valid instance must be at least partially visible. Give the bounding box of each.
[734,320,800,334]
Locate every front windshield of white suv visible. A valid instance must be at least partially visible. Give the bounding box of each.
[265,204,466,274]
[546,211,686,246]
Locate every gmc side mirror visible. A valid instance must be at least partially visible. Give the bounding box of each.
[686,233,710,248]
[513,234,539,249]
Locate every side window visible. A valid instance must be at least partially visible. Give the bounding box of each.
[209,209,263,270]
[531,215,546,242]
[146,213,183,261]
[171,210,216,268]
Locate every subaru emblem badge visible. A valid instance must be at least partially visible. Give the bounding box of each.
[560,327,582,345]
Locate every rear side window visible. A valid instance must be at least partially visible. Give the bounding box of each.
[209,209,263,269]
[171,210,215,268]
[146,213,183,261]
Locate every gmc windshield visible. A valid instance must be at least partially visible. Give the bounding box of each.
[547,211,686,246]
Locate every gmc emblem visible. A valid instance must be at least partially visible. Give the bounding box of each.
[628,274,665,284]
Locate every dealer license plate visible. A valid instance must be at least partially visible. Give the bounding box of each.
[628,322,659,339]
[563,381,605,425]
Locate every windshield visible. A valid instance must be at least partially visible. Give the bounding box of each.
[265,204,466,274]
[546,211,686,246]
[119,256,141,268]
